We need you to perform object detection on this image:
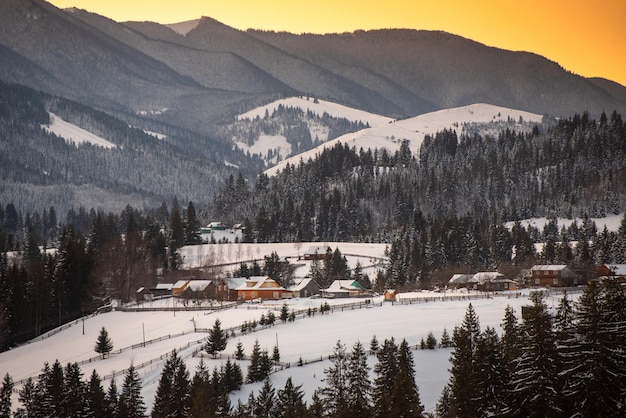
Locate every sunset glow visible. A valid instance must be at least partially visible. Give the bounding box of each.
[47,0,626,87]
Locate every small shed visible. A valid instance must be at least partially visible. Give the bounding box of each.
[136,287,153,302]
[383,289,398,301]
[303,245,331,261]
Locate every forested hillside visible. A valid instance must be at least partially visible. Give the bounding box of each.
[0,81,256,215]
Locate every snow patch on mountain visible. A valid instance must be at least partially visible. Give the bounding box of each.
[42,113,117,149]
[235,134,292,164]
[165,19,201,35]
[265,103,544,176]
[238,96,393,128]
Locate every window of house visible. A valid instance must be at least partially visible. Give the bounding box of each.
[553,278,559,285]
[535,278,540,285]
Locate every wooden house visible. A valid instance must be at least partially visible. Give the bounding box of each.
[181,280,216,299]
[214,277,246,301]
[322,280,371,298]
[236,276,292,301]
[447,274,474,289]
[528,265,582,287]
[172,279,191,296]
[289,278,321,298]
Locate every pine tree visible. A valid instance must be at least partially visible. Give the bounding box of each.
[62,362,87,417]
[319,340,350,417]
[184,201,203,245]
[86,369,110,418]
[474,327,506,416]
[152,350,190,418]
[275,377,307,418]
[435,384,452,418]
[189,359,214,417]
[106,379,119,417]
[253,378,276,418]
[205,319,228,357]
[448,304,481,417]
[235,341,245,360]
[0,373,13,418]
[118,364,146,418]
[247,339,263,383]
[280,303,289,323]
[369,334,379,354]
[372,338,399,416]
[346,341,372,417]
[221,359,243,393]
[94,326,113,358]
[425,331,437,349]
[390,339,424,417]
[439,327,453,348]
[272,344,281,364]
[16,377,36,418]
[508,292,561,417]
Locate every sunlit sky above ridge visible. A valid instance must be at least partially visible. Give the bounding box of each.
[48,0,626,87]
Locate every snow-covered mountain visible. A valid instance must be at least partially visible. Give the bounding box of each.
[264,102,544,176]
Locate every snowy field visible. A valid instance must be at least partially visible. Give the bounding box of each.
[178,241,388,279]
[2,289,568,414]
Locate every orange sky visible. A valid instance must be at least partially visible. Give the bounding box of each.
[48,0,626,87]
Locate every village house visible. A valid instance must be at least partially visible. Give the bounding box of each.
[303,245,331,261]
[289,278,321,298]
[596,264,626,283]
[214,277,246,301]
[528,265,582,287]
[321,279,371,298]
[447,274,474,289]
[181,280,216,299]
[172,279,191,296]
[447,272,516,291]
[236,276,292,301]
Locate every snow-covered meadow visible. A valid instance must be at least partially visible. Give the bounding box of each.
[2,289,564,414]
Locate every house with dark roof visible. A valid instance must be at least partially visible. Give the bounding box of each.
[289,278,321,298]
[303,245,331,260]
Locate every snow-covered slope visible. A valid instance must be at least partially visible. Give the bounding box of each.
[238,96,394,128]
[265,103,543,176]
[2,289,548,415]
[42,113,117,149]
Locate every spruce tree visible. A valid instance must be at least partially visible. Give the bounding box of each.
[474,327,506,416]
[118,364,146,418]
[275,377,307,418]
[94,326,113,359]
[106,379,119,418]
[16,377,36,418]
[184,201,202,245]
[153,350,190,418]
[448,305,481,417]
[189,359,214,417]
[253,378,276,418]
[247,339,263,383]
[390,339,424,417]
[62,362,87,417]
[86,369,110,418]
[235,341,245,360]
[435,384,452,418]
[319,340,350,417]
[346,341,372,417]
[205,319,228,358]
[508,292,561,417]
[439,327,453,348]
[372,338,399,416]
[0,373,13,418]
